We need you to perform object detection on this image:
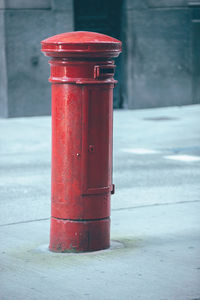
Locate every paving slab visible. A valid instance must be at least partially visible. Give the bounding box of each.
[0,105,200,299]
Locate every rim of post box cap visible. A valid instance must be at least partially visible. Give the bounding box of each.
[41,31,122,58]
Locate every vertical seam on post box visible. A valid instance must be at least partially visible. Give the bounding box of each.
[81,86,89,195]
[81,86,84,196]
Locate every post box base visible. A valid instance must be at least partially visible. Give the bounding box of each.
[49,217,110,252]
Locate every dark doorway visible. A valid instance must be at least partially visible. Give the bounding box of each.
[74,0,123,108]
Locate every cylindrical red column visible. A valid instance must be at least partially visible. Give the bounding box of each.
[41,31,122,252]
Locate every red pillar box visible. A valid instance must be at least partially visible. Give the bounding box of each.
[41,31,122,252]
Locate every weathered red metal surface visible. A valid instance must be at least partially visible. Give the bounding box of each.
[41,31,122,252]
[50,218,110,252]
[41,31,121,58]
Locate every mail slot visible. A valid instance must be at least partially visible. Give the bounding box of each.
[94,65,116,79]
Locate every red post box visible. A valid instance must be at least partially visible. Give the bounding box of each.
[41,31,122,252]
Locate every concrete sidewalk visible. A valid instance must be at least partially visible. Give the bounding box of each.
[0,105,200,300]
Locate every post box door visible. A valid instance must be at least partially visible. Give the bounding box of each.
[81,85,113,196]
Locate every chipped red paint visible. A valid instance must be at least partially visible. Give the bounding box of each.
[41,31,122,252]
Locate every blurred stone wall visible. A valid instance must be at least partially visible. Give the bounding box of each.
[0,0,73,117]
[0,0,200,117]
[122,0,200,109]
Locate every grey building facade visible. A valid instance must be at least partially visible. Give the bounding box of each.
[123,0,200,109]
[0,0,73,117]
[0,0,199,117]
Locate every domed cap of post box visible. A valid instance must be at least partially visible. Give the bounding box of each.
[41,31,122,58]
